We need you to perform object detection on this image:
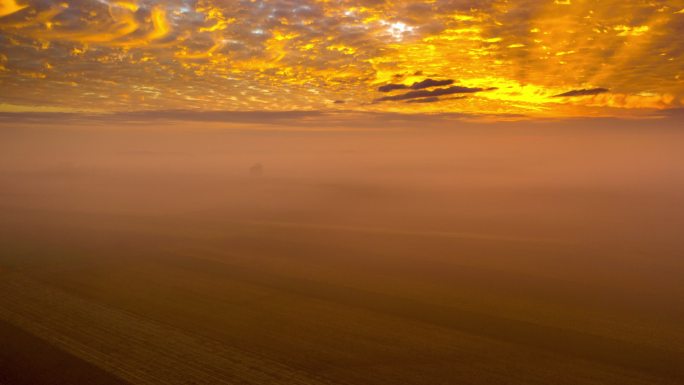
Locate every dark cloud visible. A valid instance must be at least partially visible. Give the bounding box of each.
[553,88,609,97]
[379,78,454,92]
[375,86,488,102]
[378,83,409,92]
[406,96,469,103]
[410,78,454,90]
[406,97,440,103]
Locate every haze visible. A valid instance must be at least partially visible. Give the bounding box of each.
[2,0,684,383]
[2,114,684,384]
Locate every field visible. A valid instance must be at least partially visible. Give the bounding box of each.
[1,122,684,384]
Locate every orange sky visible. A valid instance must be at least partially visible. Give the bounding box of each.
[1,0,684,118]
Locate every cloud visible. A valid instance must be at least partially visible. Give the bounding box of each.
[378,78,454,92]
[407,96,469,104]
[0,0,682,116]
[583,92,677,109]
[410,78,454,90]
[378,84,409,92]
[0,109,521,127]
[553,88,610,97]
[406,96,440,103]
[0,0,28,18]
[375,86,490,102]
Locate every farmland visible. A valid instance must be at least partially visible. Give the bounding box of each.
[1,125,684,384]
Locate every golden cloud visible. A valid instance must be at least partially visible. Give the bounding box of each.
[0,0,682,116]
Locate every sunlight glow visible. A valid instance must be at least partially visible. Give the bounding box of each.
[1,0,683,117]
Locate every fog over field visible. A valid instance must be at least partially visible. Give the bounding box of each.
[3,0,684,382]
[1,115,684,384]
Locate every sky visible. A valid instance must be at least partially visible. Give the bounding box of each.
[1,0,684,118]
